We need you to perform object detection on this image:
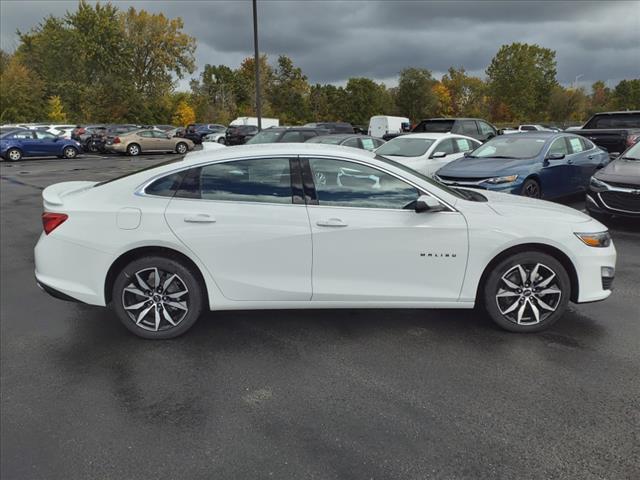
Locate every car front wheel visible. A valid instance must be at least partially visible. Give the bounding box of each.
[483,251,570,332]
[63,146,78,159]
[111,256,204,339]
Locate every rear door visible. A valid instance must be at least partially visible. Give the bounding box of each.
[164,157,312,301]
[303,156,468,302]
[566,136,602,191]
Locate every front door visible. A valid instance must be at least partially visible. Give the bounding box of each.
[164,157,312,301]
[303,157,468,302]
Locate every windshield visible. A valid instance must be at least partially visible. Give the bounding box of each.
[374,155,467,200]
[622,142,640,160]
[376,138,435,157]
[471,137,546,159]
[307,136,346,145]
[245,130,283,144]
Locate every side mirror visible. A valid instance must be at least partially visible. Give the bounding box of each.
[431,151,447,159]
[415,195,446,213]
[463,151,471,158]
[609,152,620,160]
[546,152,565,161]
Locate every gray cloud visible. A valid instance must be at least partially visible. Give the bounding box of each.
[1,0,639,90]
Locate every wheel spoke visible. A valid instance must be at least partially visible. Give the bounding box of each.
[165,301,187,311]
[497,291,519,298]
[162,274,178,292]
[152,267,160,289]
[536,272,556,288]
[135,271,151,291]
[124,300,148,311]
[136,305,154,324]
[501,299,520,315]
[124,286,145,297]
[529,263,540,284]
[516,302,526,324]
[154,306,161,331]
[502,277,520,290]
[529,300,541,323]
[536,297,557,311]
[539,287,561,296]
[517,265,527,285]
[162,307,177,326]
[166,290,188,299]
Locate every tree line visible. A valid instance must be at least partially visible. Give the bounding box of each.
[1,1,638,127]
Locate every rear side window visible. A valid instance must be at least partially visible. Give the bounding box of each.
[434,138,455,155]
[580,137,595,150]
[478,121,496,136]
[567,136,585,154]
[458,121,479,136]
[176,158,293,204]
[454,138,475,152]
[145,172,184,197]
[584,113,640,129]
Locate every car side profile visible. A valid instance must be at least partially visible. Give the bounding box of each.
[435,133,609,199]
[106,129,194,156]
[1,129,82,161]
[35,144,616,339]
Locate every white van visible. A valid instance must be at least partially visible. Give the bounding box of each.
[368,116,411,138]
[230,117,279,128]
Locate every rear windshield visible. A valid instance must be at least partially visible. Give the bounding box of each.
[471,136,546,159]
[583,113,640,129]
[376,137,435,157]
[94,158,183,187]
[413,120,455,133]
[245,130,283,144]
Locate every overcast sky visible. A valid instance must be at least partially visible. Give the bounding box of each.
[1,0,639,90]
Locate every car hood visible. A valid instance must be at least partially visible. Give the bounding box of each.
[594,158,640,186]
[437,156,531,177]
[477,189,592,223]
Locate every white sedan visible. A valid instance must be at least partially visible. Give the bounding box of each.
[35,144,616,339]
[375,133,482,177]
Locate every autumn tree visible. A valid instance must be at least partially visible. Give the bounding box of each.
[172,100,195,126]
[487,43,557,121]
[441,67,488,118]
[0,55,45,122]
[46,95,68,122]
[268,55,310,124]
[395,68,438,122]
[234,55,274,116]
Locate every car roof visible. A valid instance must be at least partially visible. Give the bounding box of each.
[496,132,561,139]
[390,132,475,140]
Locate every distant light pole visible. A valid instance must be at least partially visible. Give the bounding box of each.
[252,0,262,130]
[573,74,584,89]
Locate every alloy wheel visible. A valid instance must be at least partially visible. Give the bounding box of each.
[121,267,189,332]
[495,263,562,325]
[176,143,187,154]
[8,149,21,161]
[64,147,76,158]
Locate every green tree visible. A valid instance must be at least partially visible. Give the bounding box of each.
[441,67,488,118]
[342,77,392,126]
[0,55,45,122]
[309,84,346,121]
[609,79,640,110]
[46,95,68,122]
[268,55,310,124]
[395,68,438,122]
[234,55,274,117]
[486,43,557,121]
[547,86,588,123]
[190,64,238,122]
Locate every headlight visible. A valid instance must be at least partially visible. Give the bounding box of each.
[574,231,611,248]
[484,175,518,184]
[589,176,608,190]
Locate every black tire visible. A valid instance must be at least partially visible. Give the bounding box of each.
[127,143,141,156]
[175,142,188,154]
[482,251,570,333]
[521,178,541,198]
[217,137,226,145]
[62,146,78,159]
[6,148,22,162]
[111,255,205,339]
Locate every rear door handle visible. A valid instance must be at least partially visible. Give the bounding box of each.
[316,218,348,227]
[184,214,216,223]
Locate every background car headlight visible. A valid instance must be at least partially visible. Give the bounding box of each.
[575,231,611,248]
[484,175,518,184]
[589,176,609,190]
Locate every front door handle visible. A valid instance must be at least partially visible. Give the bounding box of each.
[184,214,216,223]
[316,218,348,227]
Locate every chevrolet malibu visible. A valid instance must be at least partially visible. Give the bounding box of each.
[34,144,616,339]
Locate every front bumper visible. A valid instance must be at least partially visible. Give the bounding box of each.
[436,176,523,195]
[573,241,617,303]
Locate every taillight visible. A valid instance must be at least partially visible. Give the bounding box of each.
[42,212,68,235]
[627,134,639,147]
[78,127,85,135]
[113,136,121,144]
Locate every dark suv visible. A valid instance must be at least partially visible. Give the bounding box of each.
[304,122,354,134]
[225,125,260,145]
[383,118,499,142]
[245,127,331,144]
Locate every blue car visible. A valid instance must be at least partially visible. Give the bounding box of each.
[434,132,609,199]
[0,129,83,161]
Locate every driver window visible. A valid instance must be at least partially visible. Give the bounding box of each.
[34,131,55,140]
[548,138,569,155]
[308,158,419,209]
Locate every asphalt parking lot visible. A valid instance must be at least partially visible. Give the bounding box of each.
[1,153,639,479]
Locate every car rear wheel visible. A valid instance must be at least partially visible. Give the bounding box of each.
[7,148,22,162]
[482,251,570,332]
[175,142,188,154]
[63,146,78,159]
[217,137,226,145]
[127,143,141,156]
[522,178,541,198]
[111,256,204,339]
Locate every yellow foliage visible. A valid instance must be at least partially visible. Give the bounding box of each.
[172,100,195,126]
[46,95,68,122]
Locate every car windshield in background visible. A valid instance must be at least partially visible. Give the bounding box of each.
[471,137,547,159]
[584,114,640,129]
[307,136,347,145]
[376,138,435,157]
[622,142,640,160]
[413,120,455,133]
[246,130,282,144]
